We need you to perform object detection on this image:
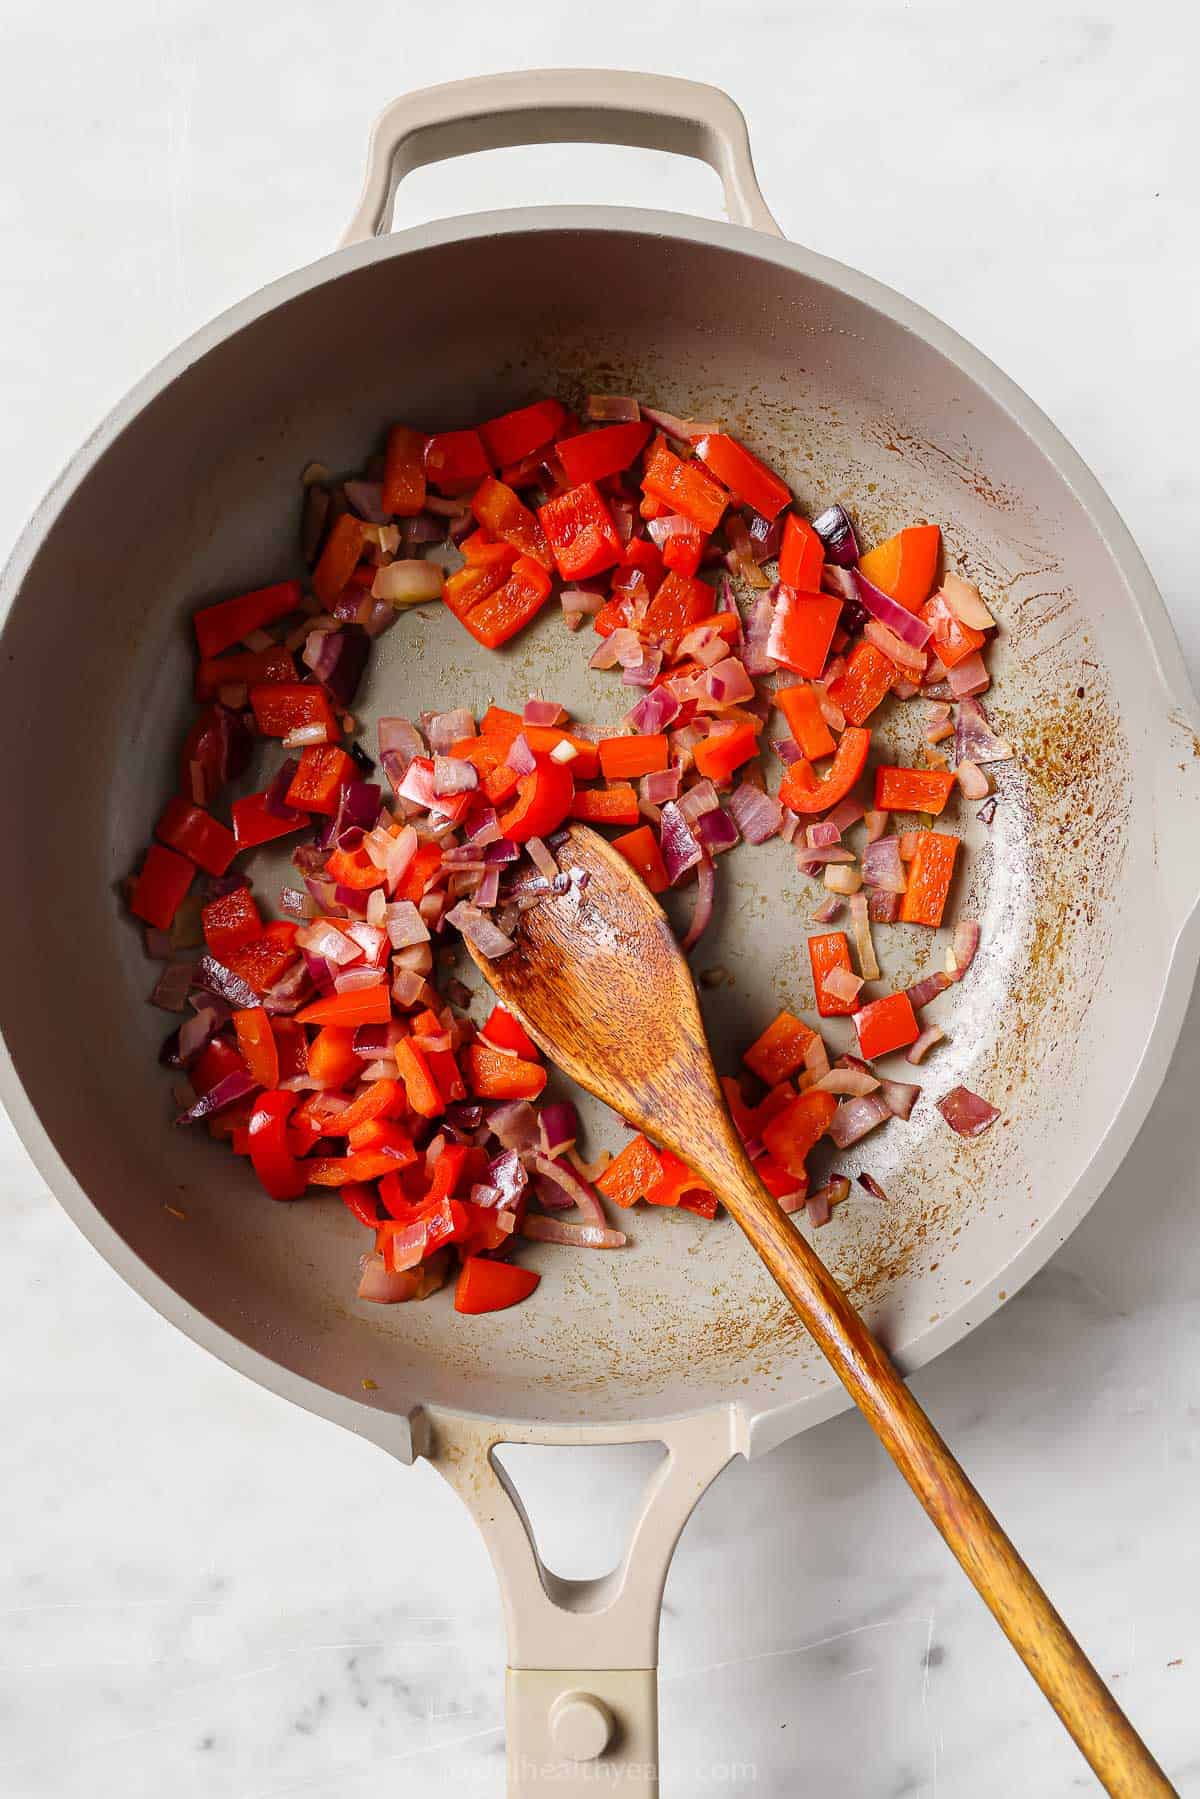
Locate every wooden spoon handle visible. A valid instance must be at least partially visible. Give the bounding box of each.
[726,1175,1175,1797]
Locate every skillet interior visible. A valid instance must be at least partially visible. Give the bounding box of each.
[0,221,1179,1433]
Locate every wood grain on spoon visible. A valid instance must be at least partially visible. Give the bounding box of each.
[464,824,1175,1799]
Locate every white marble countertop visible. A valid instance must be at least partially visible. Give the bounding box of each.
[2,4,1198,1794]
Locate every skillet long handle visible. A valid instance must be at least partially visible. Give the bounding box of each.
[718,1157,1176,1798]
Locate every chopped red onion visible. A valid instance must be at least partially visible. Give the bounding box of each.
[848,891,879,980]
[827,796,864,834]
[533,1153,605,1225]
[741,592,777,676]
[150,961,194,1013]
[642,767,682,806]
[522,1215,626,1250]
[862,836,908,894]
[524,697,566,727]
[561,586,605,622]
[506,733,537,776]
[956,758,990,800]
[954,696,1012,764]
[423,707,475,754]
[372,559,445,605]
[813,1066,880,1097]
[697,809,739,855]
[937,1085,1000,1138]
[537,1101,579,1160]
[880,1077,920,1119]
[586,394,640,422]
[390,967,427,1008]
[812,895,844,924]
[194,955,259,1011]
[827,1093,891,1147]
[807,820,841,849]
[385,900,429,949]
[907,1024,944,1065]
[948,919,981,982]
[864,618,927,675]
[678,779,720,823]
[727,781,783,844]
[681,852,716,951]
[906,969,952,1010]
[702,656,755,706]
[858,1172,890,1202]
[476,866,501,908]
[622,645,663,688]
[805,1176,852,1227]
[488,1099,540,1152]
[772,735,804,767]
[433,754,478,797]
[941,574,995,630]
[947,653,991,699]
[261,758,304,822]
[852,570,932,649]
[484,837,520,866]
[175,1068,257,1126]
[659,802,703,885]
[444,901,516,959]
[822,965,864,1005]
[812,503,859,568]
[748,511,784,563]
[526,837,558,882]
[626,684,681,734]
[334,966,387,994]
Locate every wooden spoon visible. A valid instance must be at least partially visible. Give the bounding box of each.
[464,824,1174,1798]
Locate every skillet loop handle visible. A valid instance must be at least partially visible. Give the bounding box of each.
[425,1409,739,1798]
[338,69,783,247]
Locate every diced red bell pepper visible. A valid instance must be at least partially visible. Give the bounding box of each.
[743,1010,816,1085]
[454,1257,541,1314]
[180,704,251,808]
[778,726,870,815]
[643,570,713,643]
[825,641,900,727]
[555,420,652,485]
[598,734,669,780]
[568,784,640,826]
[471,475,553,569]
[190,1036,245,1095]
[426,1046,466,1105]
[201,886,262,957]
[808,932,860,1018]
[757,1154,807,1203]
[224,932,301,996]
[248,1090,307,1200]
[612,823,670,894]
[382,424,427,516]
[285,744,354,815]
[659,517,707,577]
[462,1042,547,1100]
[296,986,391,1028]
[195,643,294,702]
[855,991,920,1060]
[193,581,303,660]
[233,1007,280,1089]
[641,438,728,534]
[775,683,836,760]
[615,535,665,597]
[424,428,492,494]
[596,1133,662,1208]
[460,530,518,572]
[378,1165,428,1219]
[480,1006,541,1061]
[229,790,306,852]
[768,588,842,678]
[479,399,565,467]
[270,1017,308,1084]
[778,514,824,590]
[692,433,791,520]
[693,722,759,784]
[307,1025,361,1089]
[448,735,520,806]
[475,707,601,779]
[921,590,987,669]
[347,1118,417,1162]
[394,841,443,904]
[332,1077,403,1135]
[394,1037,444,1118]
[873,765,957,816]
[342,1181,382,1229]
[593,596,633,637]
[443,552,554,649]
[858,525,941,613]
[644,1147,715,1211]
[899,831,960,927]
[249,682,339,742]
[155,796,237,877]
[425,1141,470,1207]
[306,1152,415,1187]
[499,751,575,842]
[537,482,624,581]
[760,1089,838,1178]
[129,843,193,930]
[312,514,367,608]
[324,841,389,889]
